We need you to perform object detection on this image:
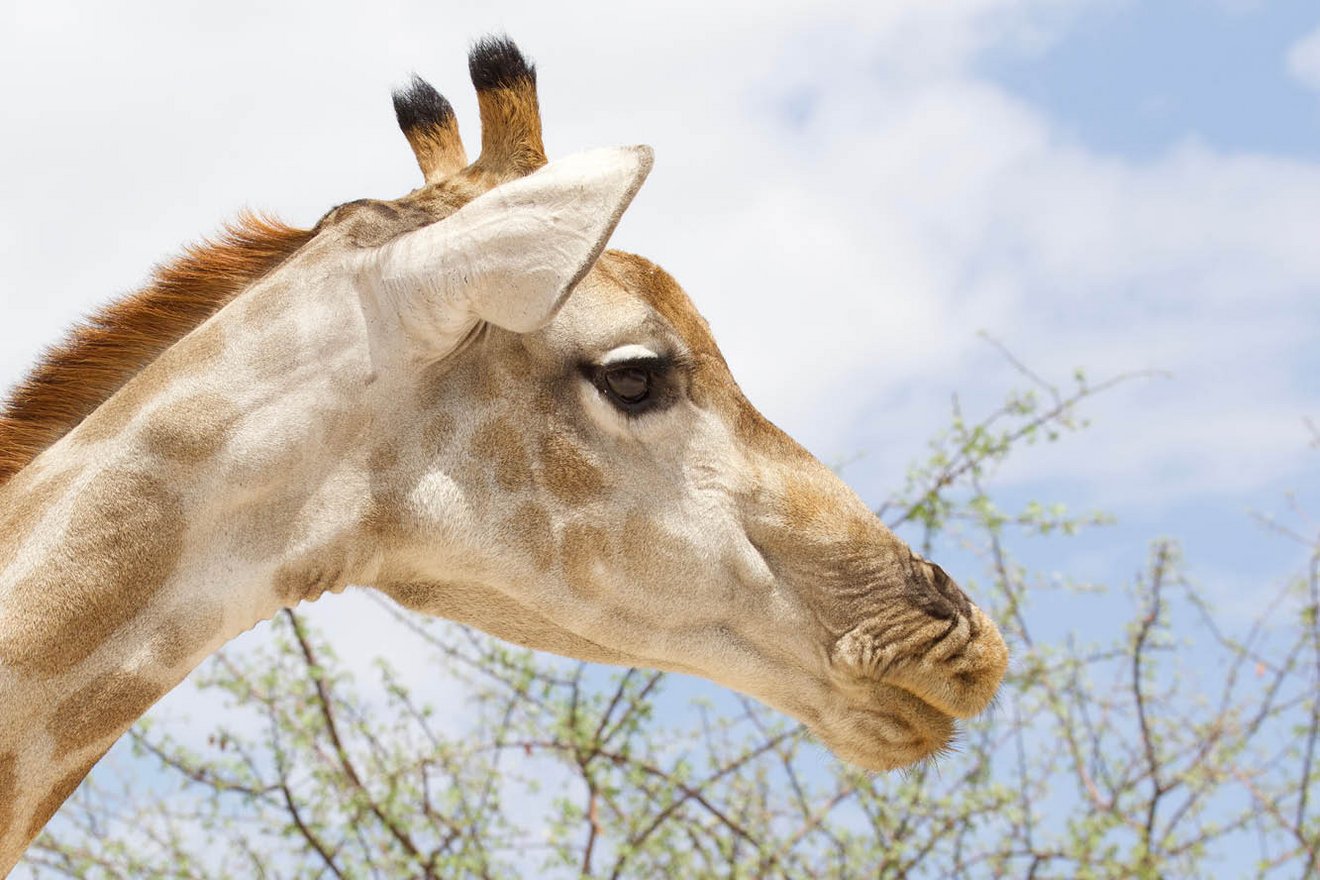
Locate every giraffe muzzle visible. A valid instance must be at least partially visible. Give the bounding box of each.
[828,565,1009,721]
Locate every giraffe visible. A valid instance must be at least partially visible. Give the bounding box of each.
[0,37,1009,871]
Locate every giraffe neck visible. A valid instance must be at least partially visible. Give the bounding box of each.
[0,248,388,871]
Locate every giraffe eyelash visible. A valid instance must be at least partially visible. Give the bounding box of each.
[580,353,685,417]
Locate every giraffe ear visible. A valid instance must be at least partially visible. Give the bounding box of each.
[373,145,653,337]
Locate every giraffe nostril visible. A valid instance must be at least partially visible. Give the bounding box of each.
[915,561,974,620]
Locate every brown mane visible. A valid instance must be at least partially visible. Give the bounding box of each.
[0,213,313,486]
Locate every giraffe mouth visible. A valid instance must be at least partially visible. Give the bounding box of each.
[811,684,957,772]
[828,604,1009,722]
[805,605,1009,771]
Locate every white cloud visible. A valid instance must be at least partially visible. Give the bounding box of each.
[1,0,1314,527]
[2,2,1314,547]
[662,43,1319,514]
[1286,24,1320,92]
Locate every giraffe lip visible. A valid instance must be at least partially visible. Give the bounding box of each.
[830,607,1009,720]
[808,683,957,772]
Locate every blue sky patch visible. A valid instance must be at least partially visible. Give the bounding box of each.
[982,0,1320,160]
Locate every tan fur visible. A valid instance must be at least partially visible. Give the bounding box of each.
[25,755,104,841]
[422,409,457,451]
[562,522,611,596]
[140,392,242,464]
[50,672,161,759]
[0,468,77,576]
[0,469,184,674]
[152,604,224,670]
[473,417,532,490]
[617,511,723,602]
[0,754,15,833]
[404,113,469,183]
[537,432,607,502]
[470,85,547,179]
[274,552,355,606]
[503,502,555,571]
[379,578,637,667]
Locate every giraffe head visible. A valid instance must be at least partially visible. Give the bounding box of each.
[336,38,1009,771]
[0,37,1007,777]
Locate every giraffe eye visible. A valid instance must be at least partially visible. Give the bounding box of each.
[585,355,670,415]
[604,366,651,404]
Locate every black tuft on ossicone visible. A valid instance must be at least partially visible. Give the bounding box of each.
[392,75,454,134]
[468,35,536,91]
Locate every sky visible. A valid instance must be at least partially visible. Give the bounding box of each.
[2,0,1319,868]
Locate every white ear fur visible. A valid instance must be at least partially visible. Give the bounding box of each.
[374,145,653,339]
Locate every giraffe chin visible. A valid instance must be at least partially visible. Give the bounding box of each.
[812,685,958,772]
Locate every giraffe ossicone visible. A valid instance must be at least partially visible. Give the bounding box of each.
[0,35,1008,871]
